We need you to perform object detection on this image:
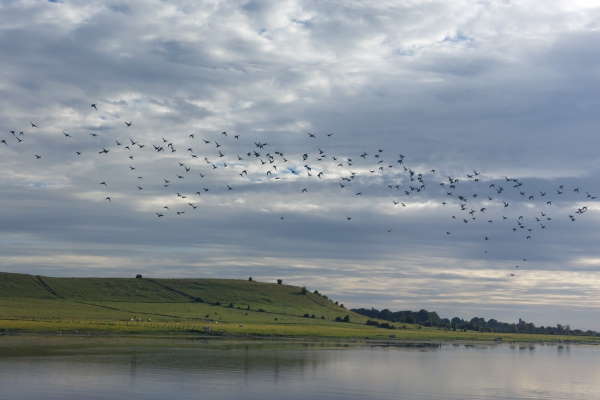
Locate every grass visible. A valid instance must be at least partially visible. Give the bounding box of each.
[0,272,598,344]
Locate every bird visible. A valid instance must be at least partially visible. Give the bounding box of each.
[8,108,594,283]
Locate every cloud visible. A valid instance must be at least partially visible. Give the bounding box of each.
[2,0,600,329]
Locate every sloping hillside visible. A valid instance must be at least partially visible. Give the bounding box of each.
[0,272,357,321]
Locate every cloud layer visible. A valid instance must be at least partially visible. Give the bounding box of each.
[2,0,600,329]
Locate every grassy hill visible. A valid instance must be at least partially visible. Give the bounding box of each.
[0,272,597,343]
[0,272,353,319]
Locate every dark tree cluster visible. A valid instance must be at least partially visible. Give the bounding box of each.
[353,308,599,336]
[335,315,351,323]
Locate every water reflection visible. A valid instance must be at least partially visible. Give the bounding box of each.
[0,338,598,400]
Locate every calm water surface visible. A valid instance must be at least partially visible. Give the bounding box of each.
[0,337,599,400]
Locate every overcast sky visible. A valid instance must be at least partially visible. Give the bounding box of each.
[2,0,600,330]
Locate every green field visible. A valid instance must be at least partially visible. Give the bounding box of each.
[0,272,597,343]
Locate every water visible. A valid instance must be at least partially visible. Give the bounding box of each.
[1,337,599,400]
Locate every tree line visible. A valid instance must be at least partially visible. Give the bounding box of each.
[352,307,599,336]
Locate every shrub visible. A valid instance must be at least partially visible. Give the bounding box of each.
[335,315,351,323]
[366,320,395,329]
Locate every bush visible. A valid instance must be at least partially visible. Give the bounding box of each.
[366,320,396,329]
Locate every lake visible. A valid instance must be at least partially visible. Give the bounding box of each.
[0,337,599,400]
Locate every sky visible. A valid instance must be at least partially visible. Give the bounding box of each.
[2,0,600,330]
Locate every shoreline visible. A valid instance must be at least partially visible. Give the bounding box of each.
[2,328,599,346]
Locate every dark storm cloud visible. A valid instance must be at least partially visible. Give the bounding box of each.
[2,0,600,329]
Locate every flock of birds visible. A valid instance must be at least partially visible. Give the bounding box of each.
[2,102,597,277]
